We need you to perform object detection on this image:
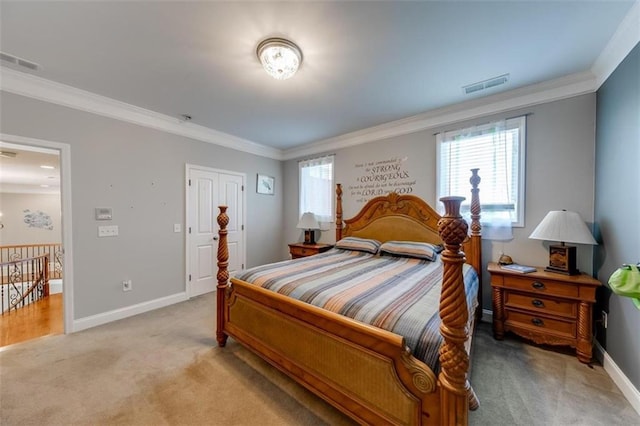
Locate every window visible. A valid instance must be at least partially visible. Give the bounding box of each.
[299,155,335,222]
[436,116,526,227]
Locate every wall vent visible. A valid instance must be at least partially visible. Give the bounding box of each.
[0,51,40,71]
[0,151,18,159]
[463,74,509,95]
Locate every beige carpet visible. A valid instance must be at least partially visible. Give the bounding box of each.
[0,293,353,425]
[1,292,638,425]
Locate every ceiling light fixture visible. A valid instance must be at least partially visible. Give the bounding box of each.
[256,37,303,80]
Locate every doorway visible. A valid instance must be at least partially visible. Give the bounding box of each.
[0,134,74,344]
[186,165,245,298]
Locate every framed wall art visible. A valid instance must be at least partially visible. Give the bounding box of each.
[256,174,275,195]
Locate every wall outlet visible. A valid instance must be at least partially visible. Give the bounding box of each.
[122,280,132,292]
[602,310,608,329]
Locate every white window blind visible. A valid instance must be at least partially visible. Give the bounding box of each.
[436,116,526,228]
[299,155,335,222]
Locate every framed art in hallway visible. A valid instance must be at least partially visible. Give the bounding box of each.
[256,174,274,195]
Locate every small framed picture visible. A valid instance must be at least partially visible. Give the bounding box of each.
[256,174,275,195]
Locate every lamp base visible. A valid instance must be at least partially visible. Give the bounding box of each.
[545,244,578,275]
[303,229,316,245]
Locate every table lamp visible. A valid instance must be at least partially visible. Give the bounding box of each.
[297,212,319,245]
[529,210,597,275]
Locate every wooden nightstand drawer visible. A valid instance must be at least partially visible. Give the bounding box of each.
[505,292,577,319]
[505,309,576,338]
[288,243,333,259]
[503,275,579,298]
[290,245,313,257]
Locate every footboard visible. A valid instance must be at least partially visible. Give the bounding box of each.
[224,278,440,425]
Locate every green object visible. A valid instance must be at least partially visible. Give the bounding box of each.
[608,264,640,309]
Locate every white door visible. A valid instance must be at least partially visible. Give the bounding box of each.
[188,167,244,298]
[219,174,244,275]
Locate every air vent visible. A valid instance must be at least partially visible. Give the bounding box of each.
[464,83,485,94]
[0,151,18,159]
[463,74,509,95]
[0,52,16,63]
[0,51,40,71]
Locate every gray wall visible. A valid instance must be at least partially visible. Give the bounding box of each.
[0,92,283,319]
[284,94,598,313]
[595,42,640,389]
[0,193,62,245]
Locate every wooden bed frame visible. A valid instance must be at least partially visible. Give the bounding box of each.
[215,169,482,425]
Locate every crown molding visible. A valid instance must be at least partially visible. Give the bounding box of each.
[592,1,640,89]
[0,66,282,160]
[282,71,597,160]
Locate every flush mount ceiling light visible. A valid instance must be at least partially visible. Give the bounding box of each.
[256,37,303,80]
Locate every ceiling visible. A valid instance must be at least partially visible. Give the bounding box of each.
[0,1,636,151]
[0,145,60,194]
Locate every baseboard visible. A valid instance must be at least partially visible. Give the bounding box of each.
[72,292,188,332]
[594,341,640,416]
[50,279,63,294]
[481,308,493,323]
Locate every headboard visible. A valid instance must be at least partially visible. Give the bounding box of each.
[337,191,442,245]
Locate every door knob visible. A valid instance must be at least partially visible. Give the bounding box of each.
[213,236,219,241]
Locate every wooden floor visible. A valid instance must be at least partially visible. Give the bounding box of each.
[0,294,63,347]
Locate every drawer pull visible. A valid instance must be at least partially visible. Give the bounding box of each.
[531,318,544,327]
[531,281,546,290]
[531,299,545,308]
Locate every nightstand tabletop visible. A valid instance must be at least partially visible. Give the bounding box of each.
[487,262,601,286]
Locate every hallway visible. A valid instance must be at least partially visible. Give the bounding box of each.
[0,293,63,347]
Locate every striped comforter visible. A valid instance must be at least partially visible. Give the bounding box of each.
[234,248,479,371]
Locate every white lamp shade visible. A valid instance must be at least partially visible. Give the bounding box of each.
[297,212,319,230]
[529,210,597,245]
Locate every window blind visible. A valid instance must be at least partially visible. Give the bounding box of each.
[299,155,335,222]
[437,116,526,227]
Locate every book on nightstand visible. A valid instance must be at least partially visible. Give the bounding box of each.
[500,263,537,274]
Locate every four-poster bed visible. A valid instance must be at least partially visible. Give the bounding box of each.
[215,169,482,425]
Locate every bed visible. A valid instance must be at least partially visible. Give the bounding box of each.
[215,169,482,425]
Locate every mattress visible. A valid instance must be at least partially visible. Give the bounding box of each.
[234,248,479,371]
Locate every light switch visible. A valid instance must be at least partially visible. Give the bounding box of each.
[174,224,181,233]
[98,225,119,237]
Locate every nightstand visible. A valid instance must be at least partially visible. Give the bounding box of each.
[288,242,333,259]
[488,262,601,363]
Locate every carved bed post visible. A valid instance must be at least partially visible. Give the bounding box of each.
[469,168,482,319]
[216,206,229,347]
[335,183,343,241]
[438,196,470,426]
